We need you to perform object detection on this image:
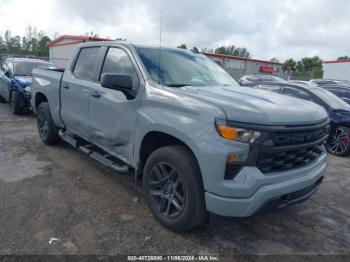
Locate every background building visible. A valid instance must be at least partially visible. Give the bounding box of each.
[47,35,110,68]
[324,59,350,81]
[202,52,285,80]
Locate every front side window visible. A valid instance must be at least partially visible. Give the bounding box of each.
[73,47,100,80]
[100,48,137,81]
[136,47,239,87]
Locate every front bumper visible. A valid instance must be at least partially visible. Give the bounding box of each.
[205,151,327,217]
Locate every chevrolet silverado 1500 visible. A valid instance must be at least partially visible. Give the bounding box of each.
[31,42,329,231]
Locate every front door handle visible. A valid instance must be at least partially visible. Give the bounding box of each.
[91,91,101,98]
[63,83,70,89]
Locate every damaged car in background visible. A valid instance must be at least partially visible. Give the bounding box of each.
[0,57,55,114]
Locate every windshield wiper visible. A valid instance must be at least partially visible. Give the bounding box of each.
[165,83,192,87]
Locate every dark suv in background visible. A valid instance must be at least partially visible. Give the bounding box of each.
[0,57,55,114]
[309,79,350,104]
[255,82,350,156]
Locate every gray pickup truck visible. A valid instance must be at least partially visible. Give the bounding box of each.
[31,42,329,231]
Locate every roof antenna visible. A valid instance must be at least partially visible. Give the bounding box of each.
[158,8,163,87]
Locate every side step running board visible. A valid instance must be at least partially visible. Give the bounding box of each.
[59,130,130,174]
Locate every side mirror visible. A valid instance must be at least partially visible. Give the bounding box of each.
[4,71,10,78]
[101,73,136,98]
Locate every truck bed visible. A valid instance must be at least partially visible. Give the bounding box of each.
[31,68,65,127]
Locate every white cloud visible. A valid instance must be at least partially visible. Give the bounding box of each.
[0,0,349,61]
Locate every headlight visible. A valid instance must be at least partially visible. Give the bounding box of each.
[24,86,32,93]
[215,119,261,143]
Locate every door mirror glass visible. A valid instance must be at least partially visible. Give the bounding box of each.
[101,73,135,98]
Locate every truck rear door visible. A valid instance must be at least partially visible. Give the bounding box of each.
[88,46,141,164]
[60,47,101,138]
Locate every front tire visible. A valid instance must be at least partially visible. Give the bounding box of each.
[326,126,350,156]
[0,95,5,103]
[143,146,207,232]
[12,90,24,115]
[37,102,60,145]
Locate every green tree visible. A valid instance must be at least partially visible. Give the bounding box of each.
[177,44,187,49]
[270,58,280,63]
[214,45,250,58]
[0,27,51,58]
[282,58,296,74]
[0,36,6,53]
[296,56,323,74]
[337,56,350,60]
[36,35,51,57]
[191,46,199,53]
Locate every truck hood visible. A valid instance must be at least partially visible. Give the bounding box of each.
[177,85,328,125]
[14,76,32,87]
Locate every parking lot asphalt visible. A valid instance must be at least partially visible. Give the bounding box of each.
[0,102,349,257]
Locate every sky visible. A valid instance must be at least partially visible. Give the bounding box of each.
[0,0,349,62]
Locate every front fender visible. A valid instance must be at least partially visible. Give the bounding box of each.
[133,86,248,192]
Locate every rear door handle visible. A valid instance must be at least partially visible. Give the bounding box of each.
[63,83,70,89]
[91,91,101,98]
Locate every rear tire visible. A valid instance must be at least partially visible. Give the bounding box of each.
[12,90,24,115]
[143,146,207,232]
[326,126,350,156]
[37,102,60,145]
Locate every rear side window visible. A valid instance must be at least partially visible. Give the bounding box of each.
[100,48,137,81]
[73,47,100,80]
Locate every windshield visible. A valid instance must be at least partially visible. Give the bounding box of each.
[136,47,239,87]
[13,62,54,76]
[309,87,350,110]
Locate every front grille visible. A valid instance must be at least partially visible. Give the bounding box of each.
[257,145,324,173]
[256,124,328,173]
[273,128,327,146]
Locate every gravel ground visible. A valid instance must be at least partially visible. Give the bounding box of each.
[0,102,349,258]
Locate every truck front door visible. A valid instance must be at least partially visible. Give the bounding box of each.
[60,47,101,138]
[88,47,141,164]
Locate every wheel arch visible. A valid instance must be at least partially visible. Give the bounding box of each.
[137,130,201,178]
[34,92,48,112]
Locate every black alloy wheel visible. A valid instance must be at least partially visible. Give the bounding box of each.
[326,126,350,156]
[37,109,49,141]
[36,102,60,145]
[143,146,207,232]
[148,162,186,218]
